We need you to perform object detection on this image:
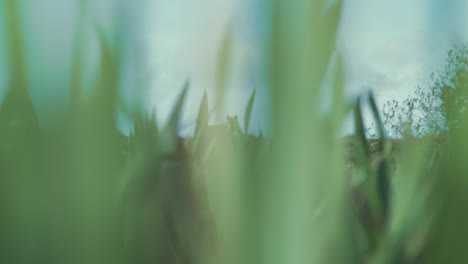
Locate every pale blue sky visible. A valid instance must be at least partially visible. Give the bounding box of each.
[0,0,467,135]
[340,0,467,133]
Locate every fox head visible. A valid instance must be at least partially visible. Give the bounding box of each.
[226,115,238,128]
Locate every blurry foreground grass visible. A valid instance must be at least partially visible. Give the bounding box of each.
[1,0,468,263]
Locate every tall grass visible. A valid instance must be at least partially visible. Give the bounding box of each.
[1,0,468,263]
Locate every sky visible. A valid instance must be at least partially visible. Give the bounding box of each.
[0,0,468,135]
[339,0,468,133]
[141,0,269,135]
[341,1,465,98]
[143,0,468,135]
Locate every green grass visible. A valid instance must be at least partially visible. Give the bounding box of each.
[1,0,468,263]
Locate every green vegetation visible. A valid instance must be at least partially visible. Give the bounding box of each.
[381,43,468,137]
[1,0,468,263]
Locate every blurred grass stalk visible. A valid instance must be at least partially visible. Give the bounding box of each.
[262,1,356,263]
[1,0,123,262]
[0,0,43,262]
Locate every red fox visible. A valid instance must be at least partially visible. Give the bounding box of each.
[203,115,242,138]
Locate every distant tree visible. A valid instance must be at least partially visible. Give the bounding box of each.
[381,43,468,137]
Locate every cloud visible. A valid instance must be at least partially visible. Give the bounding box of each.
[338,0,468,134]
[143,0,268,135]
[341,0,468,102]
[5,0,466,135]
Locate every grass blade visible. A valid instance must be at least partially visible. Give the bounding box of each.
[214,24,233,120]
[354,97,370,161]
[244,89,256,134]
[368,92,386,150]
[194,90,209,139]
[166,80,189,135]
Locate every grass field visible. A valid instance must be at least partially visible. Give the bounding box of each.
[1,0,468,263]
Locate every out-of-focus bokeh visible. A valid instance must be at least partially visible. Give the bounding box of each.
[1,0,468,263]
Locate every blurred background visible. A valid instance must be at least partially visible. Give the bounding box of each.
[2,0,467,135]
